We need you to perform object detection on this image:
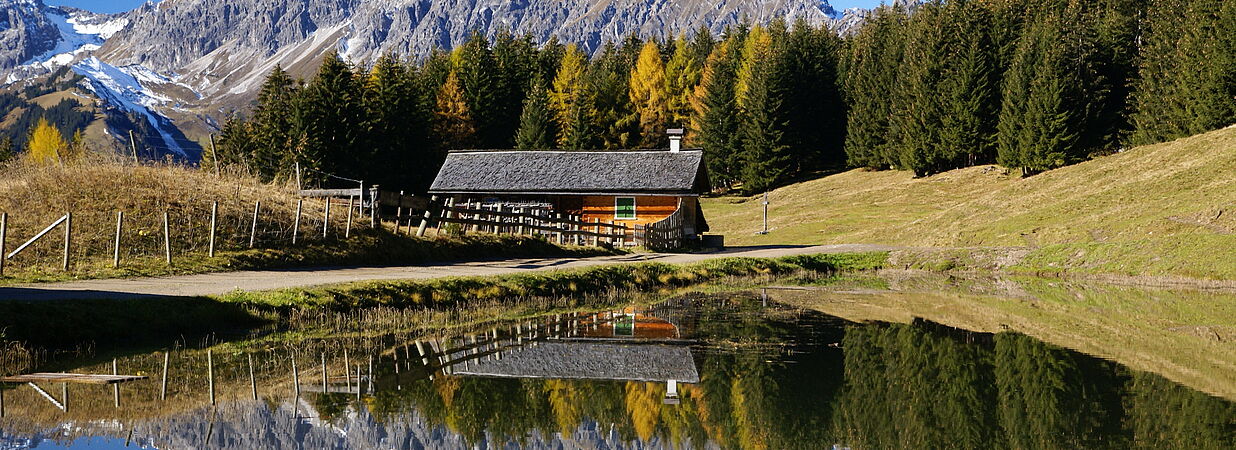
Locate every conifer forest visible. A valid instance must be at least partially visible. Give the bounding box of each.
[214,0,1234,194]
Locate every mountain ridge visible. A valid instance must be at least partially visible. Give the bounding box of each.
[0,0,910,159]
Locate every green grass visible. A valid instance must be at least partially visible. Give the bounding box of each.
[217,252,888,310]
[702,126,1236,279]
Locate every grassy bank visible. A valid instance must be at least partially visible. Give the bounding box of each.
[703,126,1236,279]
[0,252,888,348]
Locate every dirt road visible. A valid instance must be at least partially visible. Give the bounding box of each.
[0,244,895,301]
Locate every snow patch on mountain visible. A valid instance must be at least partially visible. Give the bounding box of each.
[71,57,188,157]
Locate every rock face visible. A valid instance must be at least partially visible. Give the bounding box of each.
[100,0,834,70]
[4,0,902,160]
[0,0,60,70]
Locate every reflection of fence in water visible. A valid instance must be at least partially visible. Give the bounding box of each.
[0,311,639,427]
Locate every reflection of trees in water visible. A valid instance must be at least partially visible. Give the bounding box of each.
[833,320,997,448]
[832,320,1235,449]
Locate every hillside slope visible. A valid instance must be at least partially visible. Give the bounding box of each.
[703,126,1236,277]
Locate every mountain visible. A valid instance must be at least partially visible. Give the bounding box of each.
[1,0,914,161]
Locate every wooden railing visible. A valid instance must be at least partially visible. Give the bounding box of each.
[434,203,634,247]
[638,205,687,251]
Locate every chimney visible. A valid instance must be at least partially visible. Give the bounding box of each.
[667,128,684,152]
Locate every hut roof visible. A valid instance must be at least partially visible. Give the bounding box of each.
[428,149,707,195]
[451,341,700,383]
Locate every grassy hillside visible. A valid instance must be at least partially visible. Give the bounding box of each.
[703,126,1236,279]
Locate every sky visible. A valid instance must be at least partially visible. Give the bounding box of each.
[50,0,153,14]
[54,0,888,15]
[830,1,886,11]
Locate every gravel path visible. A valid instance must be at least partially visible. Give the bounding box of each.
[0,244,897,301]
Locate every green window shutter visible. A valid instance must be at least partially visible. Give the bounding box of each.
[615,197,636,219]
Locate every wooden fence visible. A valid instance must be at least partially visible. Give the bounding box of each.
[638,206,688,251]
[432,201,634,247]
[0,191,693,276]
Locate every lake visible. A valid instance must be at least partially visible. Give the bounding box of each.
[1,282,1234,449]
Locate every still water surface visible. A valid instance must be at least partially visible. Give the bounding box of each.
[1,290,1233,449]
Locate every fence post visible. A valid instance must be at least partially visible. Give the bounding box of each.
[345,196,354,238]
[369,185,378,228]
[0,212,6,276]
[208,201,218,258]
[417,195,438,237]
[322,197,330,239]
[62,212,72,271]
[292,199,302,244]
[207,349,215,405]
[249,201,260,248]
[395,191,405,234]
[113,211,123,268]
[555,214,564,245]
[162,211,171,264]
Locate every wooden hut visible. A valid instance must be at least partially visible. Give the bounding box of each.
[428,135,709,241]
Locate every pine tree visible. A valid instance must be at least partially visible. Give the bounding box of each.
[691,40,742,189]
[515,77,555,149]
[628,41,670,148]
[888,1,950,175]
[249,65,301,180]
[665,36,702,130]
[1129,0,1236,145]
[774,19,847,173]
[456,32,509,148]
[737,29,791,193]
[25,117,67,165]
[842,6,908,169]
[364,53,433,190]
[298,53,367,183]
[433,71,478,150]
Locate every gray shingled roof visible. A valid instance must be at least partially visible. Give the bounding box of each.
[451,341,700,383]
[428,150,706,195]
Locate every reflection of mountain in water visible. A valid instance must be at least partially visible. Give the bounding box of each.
[134,400,671,450]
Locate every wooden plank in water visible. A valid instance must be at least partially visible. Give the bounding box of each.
[1,373,148,385]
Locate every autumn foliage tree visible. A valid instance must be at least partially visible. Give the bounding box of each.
[25,117,69,165]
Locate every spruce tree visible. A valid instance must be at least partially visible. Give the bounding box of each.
[514,78,555,149]
[936,0,999,169]
[842,6,907,169]
[775,19,846,174]
[691,40,742,190]
[456,32,507,148]
[737,29,791,193]
[364,53,433,191]
[249,65,301,179]
[1129,0,1236,145]
[589,42,639,149]
[299,53,367,183]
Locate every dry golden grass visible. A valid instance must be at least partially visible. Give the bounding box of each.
[0,159,358,276]
[703,126,1236,278]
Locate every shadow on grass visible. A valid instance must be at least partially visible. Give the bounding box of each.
[0,294,266,350]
